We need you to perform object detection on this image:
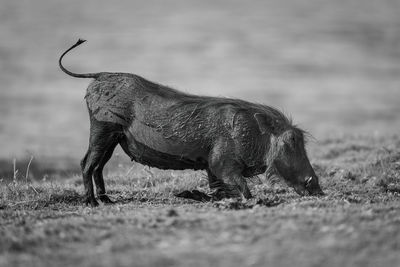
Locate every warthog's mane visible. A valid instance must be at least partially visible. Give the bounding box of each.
[167,94,293,133]
[172,96,290,120]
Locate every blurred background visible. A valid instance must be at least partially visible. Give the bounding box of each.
[1,0,399,177]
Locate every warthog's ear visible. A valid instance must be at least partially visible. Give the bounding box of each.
[254,113,272,135]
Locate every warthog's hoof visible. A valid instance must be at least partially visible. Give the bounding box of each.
[175,190,212,202]
[210,189,228,201]
[210,187,242,201]
[84,197,99,207]
[99,194,114,204]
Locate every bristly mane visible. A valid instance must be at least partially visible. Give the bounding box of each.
[169,94,293,127]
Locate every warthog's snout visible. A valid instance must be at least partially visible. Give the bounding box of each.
[291,176,324,196]
[305,176,325,196]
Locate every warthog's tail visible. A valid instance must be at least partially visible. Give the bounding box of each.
[59,39,100,79]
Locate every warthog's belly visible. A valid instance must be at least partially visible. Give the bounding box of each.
[121,121,208,170]
[122,136,207,170]
[127,120,208,157]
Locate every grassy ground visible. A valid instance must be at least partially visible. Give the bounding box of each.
[1,135,400,267]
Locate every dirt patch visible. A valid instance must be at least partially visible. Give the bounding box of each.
[212,197,283,210]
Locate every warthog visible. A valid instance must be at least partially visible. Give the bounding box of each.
[59,39,324,206]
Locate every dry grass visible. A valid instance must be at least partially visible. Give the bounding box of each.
[1,135,400,267]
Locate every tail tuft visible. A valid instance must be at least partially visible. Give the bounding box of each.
[77,39,87,45]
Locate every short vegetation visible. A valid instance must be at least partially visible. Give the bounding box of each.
[1,135,400,267]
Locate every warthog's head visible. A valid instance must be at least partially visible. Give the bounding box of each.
[254,113,324,196]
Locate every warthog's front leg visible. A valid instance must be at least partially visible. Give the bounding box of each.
[208,138,252,200]
[207,169,252,200]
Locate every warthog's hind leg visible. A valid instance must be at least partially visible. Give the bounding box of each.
[93,139,119,204]
[81,148,99,207]
[81,120,122,207]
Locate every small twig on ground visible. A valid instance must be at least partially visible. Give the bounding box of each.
[13,158,17,183]
[29,184,39,195]
[143,167,154,179]
[7,200,38,207]
[25,155,34,183]
[125,164,136,176]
